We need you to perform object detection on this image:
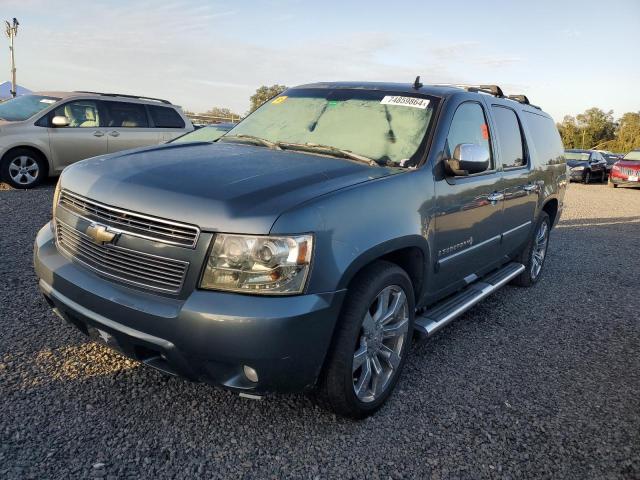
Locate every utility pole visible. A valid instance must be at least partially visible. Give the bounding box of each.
[4,18,19,98]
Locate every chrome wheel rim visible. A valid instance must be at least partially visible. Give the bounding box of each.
[352,285,409,403]
[8,155,39,185]
[531,221,549,279]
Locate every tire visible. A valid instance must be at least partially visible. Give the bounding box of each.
[312,261,415,419]
[511,211,551,287]
[608,178,618,188]
[1,148,47,189]
[601,170,607,183]
[583,171,591,184]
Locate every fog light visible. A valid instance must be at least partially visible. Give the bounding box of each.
[243,365,258,383]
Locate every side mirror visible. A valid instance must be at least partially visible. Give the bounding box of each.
[445,143,490,176]
[51,115,70,127]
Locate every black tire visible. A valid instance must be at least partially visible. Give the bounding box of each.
[601,170,607,183]
[511,211,551,287]
[312,260,415,419]
[1,148,47,189]
[583,171,591,184]
[608,178,618,188]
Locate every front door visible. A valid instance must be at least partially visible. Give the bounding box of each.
[490,105,538,254]
[433,101,505,291]
[47,99,108,170]
[102,101,161,154]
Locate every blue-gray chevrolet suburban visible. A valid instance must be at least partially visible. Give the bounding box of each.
[34,81,566,418]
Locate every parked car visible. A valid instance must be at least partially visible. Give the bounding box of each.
[169,123,236,144]
[565,149,608,183]
[609,149,640,188]
[0,91,193,188]
[34,81,566,418]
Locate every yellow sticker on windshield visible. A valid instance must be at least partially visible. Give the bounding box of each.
[272,96,288,105]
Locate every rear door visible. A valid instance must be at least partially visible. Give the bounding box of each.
[433,101,505,290]
[147,105,189,142]
[102,101,161,153]
[490,105,538,254]
[47,99,109,168]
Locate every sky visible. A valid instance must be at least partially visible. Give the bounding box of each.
[2,0,639,121]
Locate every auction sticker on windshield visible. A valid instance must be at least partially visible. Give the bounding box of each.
[380,96,430,109]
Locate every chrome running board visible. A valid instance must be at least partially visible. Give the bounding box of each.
[414,262,525,337]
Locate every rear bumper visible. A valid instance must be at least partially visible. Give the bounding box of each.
[34,223,346,394]
[609,175,640,187]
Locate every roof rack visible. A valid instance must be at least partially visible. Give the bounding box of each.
[507,94,541,110]
[74,91,172,104]
[436,84,505,98]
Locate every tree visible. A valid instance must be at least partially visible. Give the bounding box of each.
[249,84,287,113]
[557,115,581,149]
[205,106,241,120]
[610,112,640,152]
[556,107,616,149]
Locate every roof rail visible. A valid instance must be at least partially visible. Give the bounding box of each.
[74,91,172,104]
[436,84,505,98]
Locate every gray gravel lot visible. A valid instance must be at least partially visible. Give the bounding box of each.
[1,181,639,479]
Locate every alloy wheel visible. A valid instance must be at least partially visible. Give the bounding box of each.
[531,221,549,279]
[352,285,409,403]
[8,155,39,186]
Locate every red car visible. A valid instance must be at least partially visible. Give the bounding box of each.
[609,149,640,188]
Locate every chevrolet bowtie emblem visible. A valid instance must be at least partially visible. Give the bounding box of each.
[86,223,119,245]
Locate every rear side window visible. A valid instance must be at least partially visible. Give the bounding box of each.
[148,105,185,128]
[491,106,526,168]
[104,102,149,128]
[523,112,565,165]
[446,102,493,170]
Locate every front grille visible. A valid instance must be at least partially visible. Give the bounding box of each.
[618,167,639,177]
[56,221,189,294]
[58,189,200,248]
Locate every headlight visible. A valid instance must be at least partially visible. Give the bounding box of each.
[200,233,313,295]
[51,179,62,227]
[571,166,585,171]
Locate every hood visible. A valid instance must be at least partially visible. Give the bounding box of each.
[566,160,589,168]
[61,142,399,234]
[616,160,640,170]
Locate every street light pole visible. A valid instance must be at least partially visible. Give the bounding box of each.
[4,18,19,98]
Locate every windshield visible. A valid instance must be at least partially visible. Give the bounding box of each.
[222,88,437,167]
[623,150,640,161]
[565,151,590,161]
[0,95,60,121]
[170,125,232,143]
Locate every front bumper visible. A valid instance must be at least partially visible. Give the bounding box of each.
[34,223,346,394]
[609,175,640,187]
[568,170,585,181]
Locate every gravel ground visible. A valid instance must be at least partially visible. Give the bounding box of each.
[1,181,639,479]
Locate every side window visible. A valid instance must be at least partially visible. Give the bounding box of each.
[491,106,526,168]
[522,112,564,165]
[446,102,493,170]
[148,105,185,128]
[103,102,149,128]
[52,100,101,128]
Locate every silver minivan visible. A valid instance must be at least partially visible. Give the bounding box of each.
[0,91,193,188]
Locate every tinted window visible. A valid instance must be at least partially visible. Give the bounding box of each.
[491,106,525,168]
[52,100,101,128]
[104,101,149,128]
[446,102,493,169]
[149,105,185,128]
[523,112,565,165]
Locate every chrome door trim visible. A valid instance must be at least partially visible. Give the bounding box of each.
[438,234,501,266]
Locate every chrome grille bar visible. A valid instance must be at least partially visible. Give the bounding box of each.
[56,221,189,294]
[59,189,200,248]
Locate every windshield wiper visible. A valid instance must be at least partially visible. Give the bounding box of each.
[278,142,379,167]
[220,134,281,150]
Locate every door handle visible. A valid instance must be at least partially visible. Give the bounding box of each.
[93,131,104,137]
[487,192,504,203]
[109,131,120,137]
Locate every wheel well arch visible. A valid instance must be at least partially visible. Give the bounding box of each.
[338,237,429,302]
[542,198,559,228]
[1,145,50,177]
